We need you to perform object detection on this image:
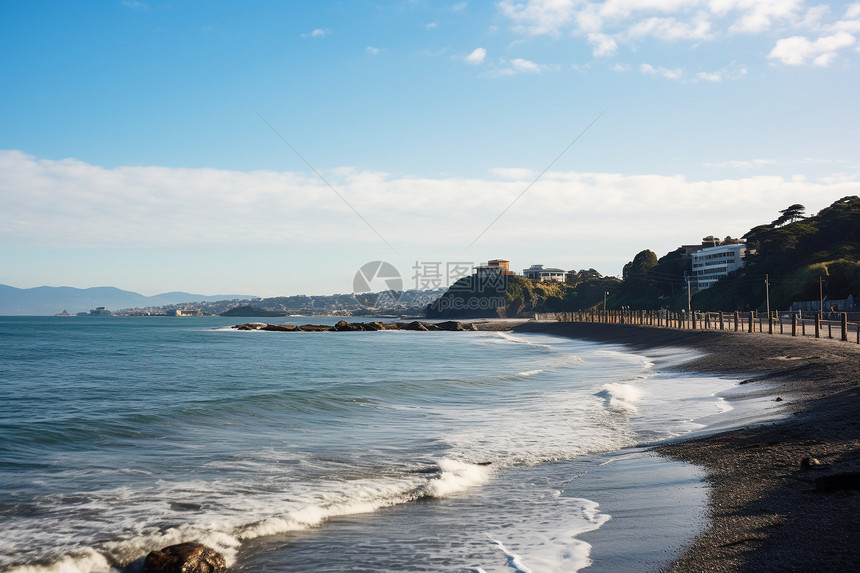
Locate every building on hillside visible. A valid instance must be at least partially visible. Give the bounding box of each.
[691,244,747,289]
[89,307,112,316]
[523,264,566,282]
[171,307,203,316]
[680,236,743,258]
[475,259,513,276]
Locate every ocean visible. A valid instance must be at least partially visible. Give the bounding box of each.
[0,316,775,572]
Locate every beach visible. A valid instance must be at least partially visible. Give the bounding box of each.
[514,321,860,571]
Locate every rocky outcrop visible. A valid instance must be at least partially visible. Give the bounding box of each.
[232,320,476,332]
[142,543,226,573]
[297,324,334,332]
[261,324,298,332]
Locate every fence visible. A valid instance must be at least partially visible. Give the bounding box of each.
[533,309,860,344]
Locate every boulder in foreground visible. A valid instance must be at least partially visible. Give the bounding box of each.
[142,542,226,573]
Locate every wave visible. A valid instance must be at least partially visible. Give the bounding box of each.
[515,369,543,377]
[596,382,643,414]
[0,458,494,573]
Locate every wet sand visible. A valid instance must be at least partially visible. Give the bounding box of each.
[513,321,860,572]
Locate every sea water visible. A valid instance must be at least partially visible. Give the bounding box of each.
[0,317,752,572]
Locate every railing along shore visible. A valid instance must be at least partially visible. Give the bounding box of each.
[533,309,860,345]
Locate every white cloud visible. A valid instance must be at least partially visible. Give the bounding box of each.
[588,32,618,56]
[366,46,380,55]
[2,151,855,281]
[768,31,856,65]
[691,64,747,82]
[627,16,713,40]
[121,1,149,9]
[465,47,487,64]
[426,22,438,29]
[450,2,468,12]
[511,57,542,72]
[302,28,331,39]
[640,62,684,79]
[720,0,804,33]
[496,0,860,67]
[488,57,556,76]
[497,0,576,36]
[695,70,723,81]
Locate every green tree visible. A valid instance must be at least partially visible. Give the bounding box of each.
[772,203,806,227]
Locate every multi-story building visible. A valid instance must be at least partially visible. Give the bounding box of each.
[523,264,566,282]
[691,244,747,289]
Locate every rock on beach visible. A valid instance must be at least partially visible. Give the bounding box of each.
[142,543,226,573]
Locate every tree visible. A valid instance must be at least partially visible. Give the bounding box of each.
[772,204,806,227]
[622,250,658,282]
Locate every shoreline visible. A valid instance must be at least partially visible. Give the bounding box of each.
[513,321,860,571]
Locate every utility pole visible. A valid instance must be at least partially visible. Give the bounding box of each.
[819,276,824,316]
[765,274,772,334]
[687,278,692,315]
[604,291,609,311]
[765,274,770,316]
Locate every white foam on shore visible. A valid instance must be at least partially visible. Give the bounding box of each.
[600,382,643,413]
[487,537,533,573]
[423,459,493,497]
[4,549,112,573]
[481,497,611,573]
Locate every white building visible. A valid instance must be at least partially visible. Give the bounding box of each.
[523,264,566,282]
[691,244,747,289]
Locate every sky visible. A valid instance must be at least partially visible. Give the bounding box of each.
[1,0,859,297]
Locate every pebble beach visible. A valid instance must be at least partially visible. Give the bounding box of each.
[515,321,860,571]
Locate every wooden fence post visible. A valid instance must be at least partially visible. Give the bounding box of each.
[748,311,754,333]
[815,314,820,338]
[841,313,848,342]
[792,315,798,336]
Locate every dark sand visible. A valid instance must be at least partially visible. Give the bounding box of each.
[513,321,860,572]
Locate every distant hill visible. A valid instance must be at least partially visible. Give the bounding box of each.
[0,284,253,316]
[426,272,620,319]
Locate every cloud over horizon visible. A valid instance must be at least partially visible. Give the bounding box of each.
[2,150,856,278]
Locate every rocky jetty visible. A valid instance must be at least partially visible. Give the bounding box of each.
[231,320,479,332]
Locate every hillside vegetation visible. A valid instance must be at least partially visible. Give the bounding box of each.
[691,196,860,311]
[426,196,860,318]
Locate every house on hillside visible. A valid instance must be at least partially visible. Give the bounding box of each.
[523,264,566,282]
[475,259,514,277]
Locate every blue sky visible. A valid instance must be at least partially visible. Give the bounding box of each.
[1,0,859,297]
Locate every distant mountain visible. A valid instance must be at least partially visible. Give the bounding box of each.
[0,284,253,316]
